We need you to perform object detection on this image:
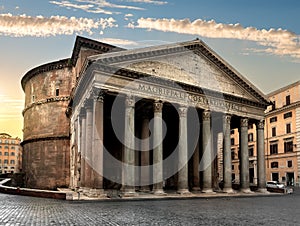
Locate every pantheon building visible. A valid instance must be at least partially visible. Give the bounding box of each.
[21,36,270,196]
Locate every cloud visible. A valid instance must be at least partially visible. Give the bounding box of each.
[0,97,23,120]
[50,0,145,14]
[124,0,168,5]
[98,37,139,47]
[0,13,117,37]
[130,17,300,59]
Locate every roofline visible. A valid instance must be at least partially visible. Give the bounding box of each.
[267,80,300,97]
[70,35,125,67]
[21,59,71,91]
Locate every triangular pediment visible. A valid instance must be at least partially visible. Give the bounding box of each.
[89,39,269,105]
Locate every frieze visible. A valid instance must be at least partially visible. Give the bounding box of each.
[137,83,244,113]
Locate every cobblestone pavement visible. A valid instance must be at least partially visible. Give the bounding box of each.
[0,189,299,226]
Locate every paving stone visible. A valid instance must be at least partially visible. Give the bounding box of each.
[0,189,299,225]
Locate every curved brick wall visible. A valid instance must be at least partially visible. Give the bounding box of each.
[21,60,74,189]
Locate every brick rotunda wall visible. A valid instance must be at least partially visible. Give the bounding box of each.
[21,59,74,190]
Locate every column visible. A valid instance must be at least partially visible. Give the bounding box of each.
[256,119,267,192]
[92,88,105,191]
[153,100,165,195]
[140,109,151,192]
[123,95,136,196]
[202,110,214,193]
[223,114,234,193]
[177,106,190,194]
[84,100,93,188]
[79,109,86,187]
[240,118,250,192]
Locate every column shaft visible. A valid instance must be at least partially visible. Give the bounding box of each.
[240,118,250,192]
[92,89,105,189]
[202,110,213,193]
[80,111,86,187]
[123,95,136,195]
[256,119,267,192]
[85,101,93,188]
[177,106,190,194]
[223,114,233,193]
[153,101,165,194]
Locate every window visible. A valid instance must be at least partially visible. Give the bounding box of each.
[231,149,235,160]
[11,152,15,156]
[10,160,15,164]
[11,146,15,150]
[287,160,293,168]
[286,123,291,134]
[249,146,254,157]
[284,140,293,153]
[5,140,8,144]
[286,95,291,105]
[272,101,276,110]
[4,159,8,164]
[230,130,235,135]
[284,112,292,119]
[0,152,2,155]
[248,124,253,129]
[248,133,254,142]
[232,165,234,170]
[32,95,35,102]
[4,146,8,149]
[270,117,277,123]
[56,88,60,96]
[271,162,278,168]
[231,138,235,145]
[0,146,2,149]
[4,152,8,156]
[270,143,278,155]
[272,127,276,137]
[0,159,1,163]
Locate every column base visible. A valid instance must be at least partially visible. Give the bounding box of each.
[240,188,253,193]
[152,189,167,196]
[222,188,236,194]
[121,191,138,197]
[139,188,151,193]
[202,188,215,194]
[177,189,191,195]
[256,188,269,193]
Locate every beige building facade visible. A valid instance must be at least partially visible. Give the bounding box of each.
[0,133,22,174]
[265,81,300,186]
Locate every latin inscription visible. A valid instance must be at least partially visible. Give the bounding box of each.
[138,84,244,112]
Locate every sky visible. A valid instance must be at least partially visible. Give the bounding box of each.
[0,0,299,139]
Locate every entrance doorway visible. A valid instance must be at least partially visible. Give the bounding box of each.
[286,172,294,186]
[272,173,279,182]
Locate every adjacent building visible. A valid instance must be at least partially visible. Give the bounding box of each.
[0,133,22,174]
[265,81,300,186]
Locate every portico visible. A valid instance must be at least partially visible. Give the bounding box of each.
[69,39,270,196]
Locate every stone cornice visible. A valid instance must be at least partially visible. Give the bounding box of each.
[265,101,300,117]
[22,96,70,115]
[70,36,125,67]
[21,59,71,91]
[21,135,70,146]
